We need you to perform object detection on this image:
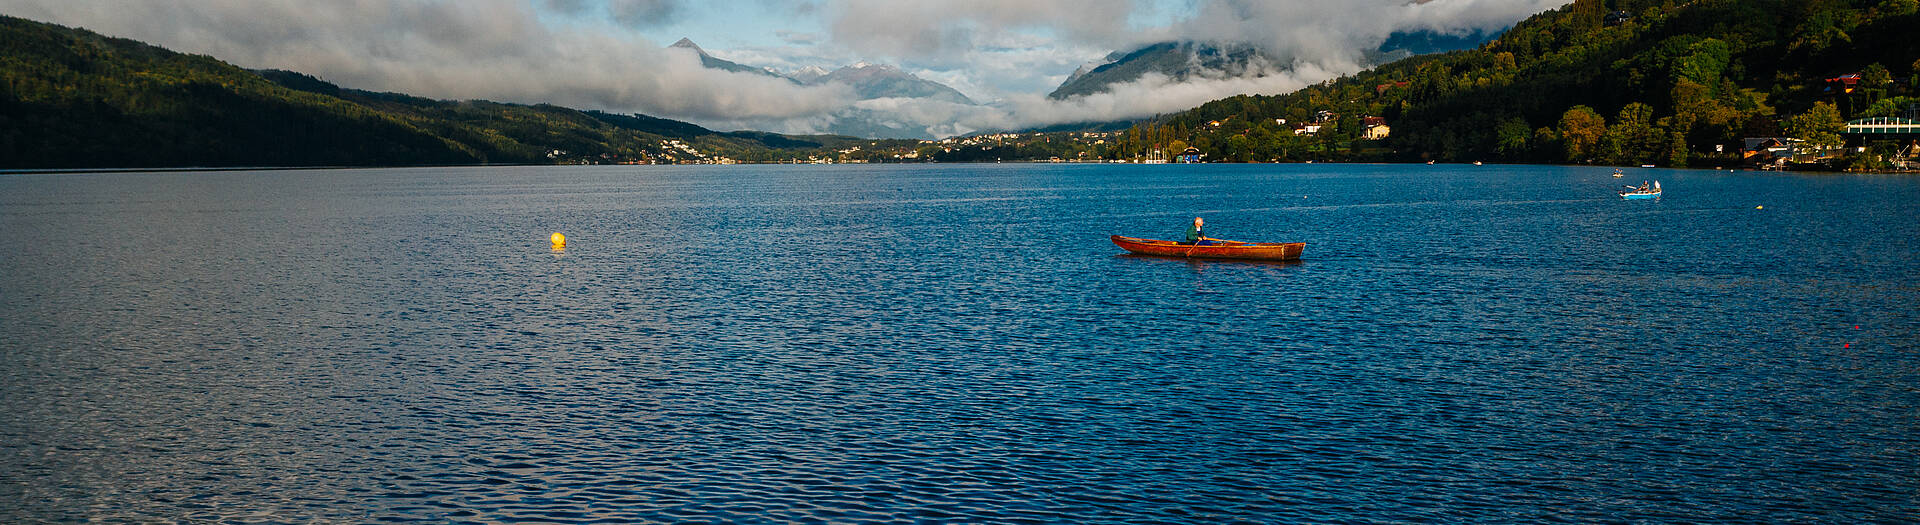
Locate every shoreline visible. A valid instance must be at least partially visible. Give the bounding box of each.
[4,161,1916,175]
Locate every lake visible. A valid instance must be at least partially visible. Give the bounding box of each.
[2,163,1917,522]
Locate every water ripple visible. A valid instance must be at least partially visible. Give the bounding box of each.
[2,164,1917,522]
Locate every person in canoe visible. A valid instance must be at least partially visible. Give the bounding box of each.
[1185,217,1214,245]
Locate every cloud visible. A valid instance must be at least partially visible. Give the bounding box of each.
[812,0,1569,135]
[824,0,1138,67]
[607,0,680,28]
[1164,0,1570,66]
[814,70,1321,138]
[0,0,1571,138]
[823,0,1565,67]
[775,30,822,46]
[0,0,849,123]
[542,0,591,15]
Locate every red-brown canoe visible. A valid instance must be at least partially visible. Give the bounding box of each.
[1111,235,1304,261]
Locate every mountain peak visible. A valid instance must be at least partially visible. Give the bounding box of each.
[670,38,792,81]
[789,65,832,83]
[669,38,705,55]
[813,63,973,105]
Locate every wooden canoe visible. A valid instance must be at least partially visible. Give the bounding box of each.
[1111,235,1305,261]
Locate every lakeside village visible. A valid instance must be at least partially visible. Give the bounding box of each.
[546,114,1420,167]
[554,107,1919,172]
[552,73,1920,172]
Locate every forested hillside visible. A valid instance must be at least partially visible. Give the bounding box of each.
[1115,0,1920,167]
[0,16,855,169]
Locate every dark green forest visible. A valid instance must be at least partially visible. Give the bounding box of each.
[1111,0,1920,167]
[0,16,861,169]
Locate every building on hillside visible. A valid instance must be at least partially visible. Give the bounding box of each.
[1843,117,1920,153]
[1826,73,1862,94]
[1743,137,1801,160]
[1361,116,1390,140]
[1843,117,1920,135]
[1604,10,1632,26]
[1291,122,1322,135]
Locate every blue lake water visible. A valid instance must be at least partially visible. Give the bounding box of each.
[2,163,1917,522]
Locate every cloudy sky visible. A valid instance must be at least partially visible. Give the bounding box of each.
[0,0,1569,138]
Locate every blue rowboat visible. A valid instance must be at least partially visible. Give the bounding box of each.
[1620,180,1661,200]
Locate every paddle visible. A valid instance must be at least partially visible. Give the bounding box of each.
[1185,236,1210,256]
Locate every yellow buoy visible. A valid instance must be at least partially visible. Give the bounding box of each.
[1755,205,1763,210]
[550,232,566,248]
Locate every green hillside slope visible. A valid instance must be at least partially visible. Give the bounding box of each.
[1117,0,1920,167]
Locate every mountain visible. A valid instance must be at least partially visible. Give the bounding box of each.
[1050,30,1499,100]
[669,38,974,106]
[787,65,832,84]
[793,63,976,139]
[803,63,975,138]
[670,40,976,139]
[1050,41,1274,100]
[1375,28,1501,57]
[669,38,788,79]
[1118,0,1920,166]
[809,62,974,104]
[0,16,857,169]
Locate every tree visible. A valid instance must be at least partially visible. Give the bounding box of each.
[1531,127,1561,162]
[1912,57,1920,92]
[1495,117,1531,159]
[1789,8,1853,55]
[1558,106,1607,163]
[1861,63,1892,88]
[1600,103,1664,165]
[1860,96,1920,117]
[1569,0,1606,32]
[1852,62,1894,106]
[1785,101,1846,155]
[1225,135,1255,162]
[1667,129,1689,167]
[1493,52,1518,71]
[1674,38,1732,86]
[1669,79,1711,135]
[1166,140,1190,159]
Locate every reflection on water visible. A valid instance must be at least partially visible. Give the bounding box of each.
[1114,253,1308,268]
[2,164,1918,522]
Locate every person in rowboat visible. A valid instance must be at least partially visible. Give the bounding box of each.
[1185,217,1214,246]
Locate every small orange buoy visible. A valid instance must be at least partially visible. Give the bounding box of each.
[550,232,566,248]
[1755,205,1763,210]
